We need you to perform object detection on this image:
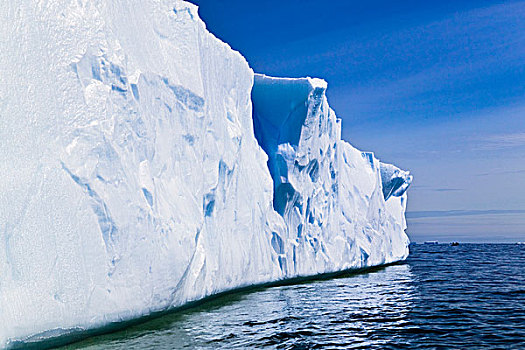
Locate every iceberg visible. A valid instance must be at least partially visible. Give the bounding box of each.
[0,0,411,348]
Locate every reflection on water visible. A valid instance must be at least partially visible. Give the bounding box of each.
[66,265,416,349]
[64,244,525,349]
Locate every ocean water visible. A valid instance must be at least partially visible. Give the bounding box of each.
[63,244,525,349]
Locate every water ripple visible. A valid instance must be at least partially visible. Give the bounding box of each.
[64,244,525,349]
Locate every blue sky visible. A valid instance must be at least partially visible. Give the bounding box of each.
[190,0,525,242]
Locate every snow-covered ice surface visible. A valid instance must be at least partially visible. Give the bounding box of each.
[0,0,411,348]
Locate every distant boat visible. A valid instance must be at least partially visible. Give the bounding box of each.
[451,242,459,246]
[424,241,439,245]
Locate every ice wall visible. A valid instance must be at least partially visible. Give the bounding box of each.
[0,0,410,347]
[252,75,411,277]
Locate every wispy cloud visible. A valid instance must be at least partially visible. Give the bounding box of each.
[476,169,525,176]
[474,132,525,150]
[257,0,525,125]
[411,185,464,192]
[407,209,525,219]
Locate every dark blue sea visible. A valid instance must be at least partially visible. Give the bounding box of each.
[64,244,525,349]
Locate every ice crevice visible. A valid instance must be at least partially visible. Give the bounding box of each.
[60,162,120,274]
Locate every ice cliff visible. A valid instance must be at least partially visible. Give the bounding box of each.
[0,0,411,347]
